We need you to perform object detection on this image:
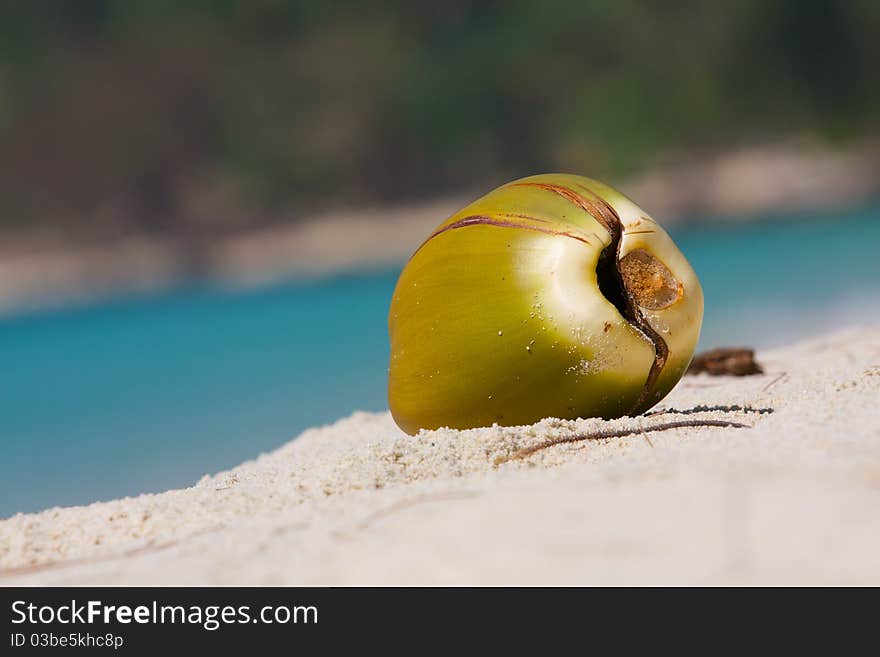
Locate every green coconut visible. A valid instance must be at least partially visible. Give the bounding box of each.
[388,173,703,434]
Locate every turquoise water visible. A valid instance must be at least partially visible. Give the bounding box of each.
[2,204,878,517]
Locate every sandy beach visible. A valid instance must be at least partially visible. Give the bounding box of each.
[1,326,878,585]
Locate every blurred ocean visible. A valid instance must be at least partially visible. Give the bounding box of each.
[2,203,879,518]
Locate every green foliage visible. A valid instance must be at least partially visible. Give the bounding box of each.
[0,0,877,234]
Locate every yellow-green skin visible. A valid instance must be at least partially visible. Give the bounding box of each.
[388,173,703,434]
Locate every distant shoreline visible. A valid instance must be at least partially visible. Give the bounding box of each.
[1,141,877,317]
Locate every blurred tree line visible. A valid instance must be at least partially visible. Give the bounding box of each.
[0,0,877,240]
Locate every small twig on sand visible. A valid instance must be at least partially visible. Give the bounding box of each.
[645,404,774,417]
[761,372,787,392]
[495,419,750,465]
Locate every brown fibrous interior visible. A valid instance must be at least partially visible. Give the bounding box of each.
[619,249,681,310]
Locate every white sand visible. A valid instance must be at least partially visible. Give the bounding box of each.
[1,327,879,585]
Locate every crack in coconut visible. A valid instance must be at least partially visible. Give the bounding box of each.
[588,199,670,415]
[507,180,671,411]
